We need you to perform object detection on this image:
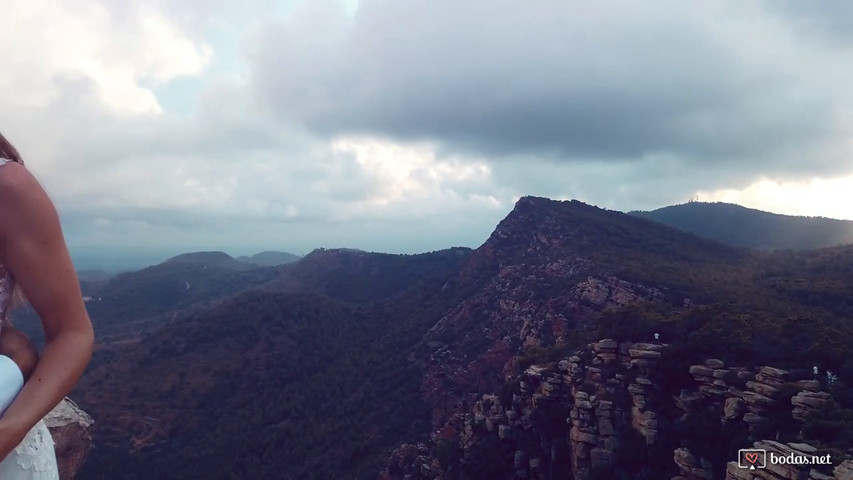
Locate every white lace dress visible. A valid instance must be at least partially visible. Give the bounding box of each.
[0,157,59,479]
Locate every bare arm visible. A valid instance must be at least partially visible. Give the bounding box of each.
[0,162,93,455]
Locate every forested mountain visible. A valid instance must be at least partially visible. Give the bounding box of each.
[629,201,853,250]
[24,196,852,479]
[236,250,301,266]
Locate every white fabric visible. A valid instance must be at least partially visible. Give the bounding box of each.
[0,355,58,479]
[0,355,24,412]
[0,422,58,480]
[0,157,60,480]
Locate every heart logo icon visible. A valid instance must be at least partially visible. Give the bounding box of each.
[745,452,759,464]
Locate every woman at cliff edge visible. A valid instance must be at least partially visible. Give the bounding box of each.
[0,131,94,478]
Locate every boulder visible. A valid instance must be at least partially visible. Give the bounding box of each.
[742,412,767,424]
[754,372,786,388]
[794,380,821,392]
[705,359,725,369]
[745,380,780,399]
[570,427,597,444]
[787,442,817,454]
[689,365,714,378]
[593,339,617,352]
[835,460,853,479]
[44,397,94,480]
[629,348,662,360]
[791,391,830,409]
[674,391,705,412]
[758,366,790,380]
[723,397,745,420]
[742,390,776,407]
[724,462,754,480]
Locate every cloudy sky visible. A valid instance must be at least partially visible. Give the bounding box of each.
[3,0,853,270]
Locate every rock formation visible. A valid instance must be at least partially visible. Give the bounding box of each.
[381,338,671,480]
[381,336,852,480]
[44,397,94,480]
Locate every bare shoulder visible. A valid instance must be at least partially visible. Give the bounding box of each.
[0,162,56,226]
[0,161,43,197]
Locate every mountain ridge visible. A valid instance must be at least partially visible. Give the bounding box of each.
[55,196,853,479]
[629,201,853,250]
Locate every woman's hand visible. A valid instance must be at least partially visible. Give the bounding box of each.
[0,326,39,380]
[0,420,26,464]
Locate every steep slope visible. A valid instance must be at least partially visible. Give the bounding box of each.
[72,247,477,480]
[630,201,853,250]
[11,261,281,349]
[405,198,748,426]
[64,196,853,480]
[381,197,853,480]
[261,247,473,303]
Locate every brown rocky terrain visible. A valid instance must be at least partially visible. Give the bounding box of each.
[382,339,852,480]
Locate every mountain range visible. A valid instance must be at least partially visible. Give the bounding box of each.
[630,201,853,250]
[12,198,852,479]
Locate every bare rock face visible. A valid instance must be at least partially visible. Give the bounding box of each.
[44,397,94,480]
[835,460,853,479]
[723,397,745,421]
[673,448,714,480]
[792,391,831,422]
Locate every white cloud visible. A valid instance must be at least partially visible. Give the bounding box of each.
[698,176,853,220]
[0,0,212,114]
[4,0,853,270]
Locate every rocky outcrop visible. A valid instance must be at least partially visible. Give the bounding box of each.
[685,362,828,433]
[44,397,94,480]
[792,390,831,422]
[673,447,714,480]
[574,277,663,310]
[678,363,852,480]
[382,334,851,480]
[382,339,670,480]
[379,443,444,480]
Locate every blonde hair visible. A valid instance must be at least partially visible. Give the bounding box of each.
[0,131,29,312]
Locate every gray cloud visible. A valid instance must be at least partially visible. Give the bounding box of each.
[250,0,853,179]
[7,0,853,270]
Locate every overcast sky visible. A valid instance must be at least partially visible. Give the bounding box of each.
[3,0,853,270]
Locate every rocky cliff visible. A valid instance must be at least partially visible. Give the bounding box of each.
[381,339,853,480]
[382,339,670,479]
[45,397,93,479]
[380,198,853,480]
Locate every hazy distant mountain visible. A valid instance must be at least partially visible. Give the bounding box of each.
[236,250,301,266]
[77,269,114,282]
[629,201,853,250]
[164,251,259,270]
